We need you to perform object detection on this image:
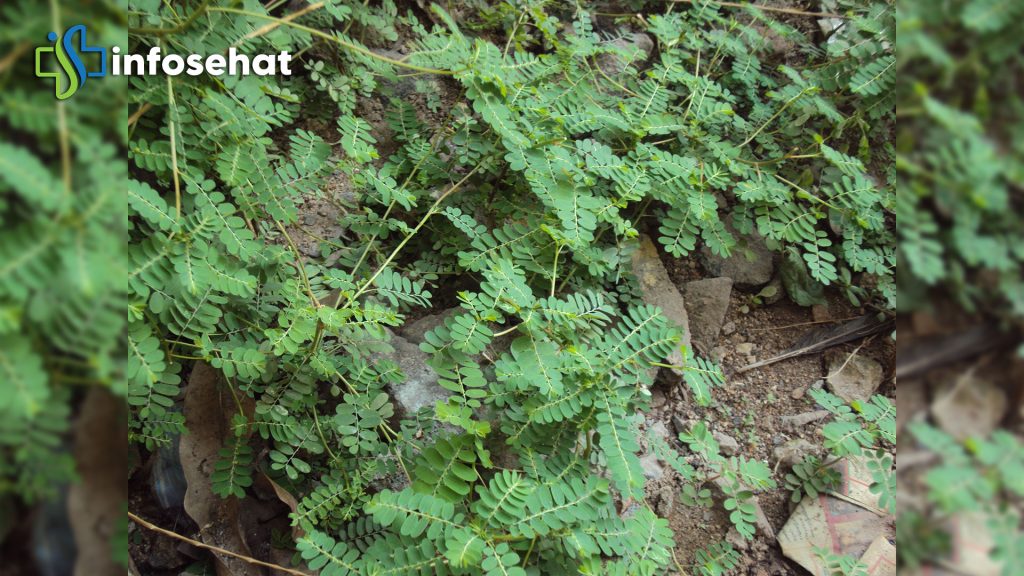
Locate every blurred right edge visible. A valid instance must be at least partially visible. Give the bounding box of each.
[896,0,1024,574]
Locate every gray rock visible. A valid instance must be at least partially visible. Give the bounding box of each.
[374,330,448,416]
[373,49,444,100]
[773,439,816,467]
[701,228,775,288]
[682,277,733,355]
[597,31,655,76]
[932,371,1007,441]
[714,431,740,456]
[735,342,755,356]
[780,410,830,430]
[646,420,670,443]
[639,453,664,481]
[650,388,668,409]
[726,527,751,551]
[652,483,675,517]
[671,415,691,436]
[721,321,736,336]
[631,235,691,366]
[710,346,727,363]
[825,350,884,403]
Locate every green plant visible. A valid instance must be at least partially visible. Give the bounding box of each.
[0,0,127,505]
[808,388,895,514]
[895,510,951,571]
[114,0,899,571]
[897,0,1024,317]
[813,547,868,576]
[656,422,775,541]
[693,540,740,576]
[784,455,841,503]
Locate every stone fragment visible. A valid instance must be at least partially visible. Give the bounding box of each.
[713,431,741,456]
[652,483,675,517]
[825,350,884,403]
[631,235,691,362]
[597,30,655,76]
[650,388,668,410]
[681,277,733,354]
[647,420,670,444]
[373,330,447,416]
[780,410,830,430]
[639,453,664,481]
[773,438,816,468]
[700,228,775,288]
[932,371,1006,441]
[670,416,690,436]
[735,342,755,356]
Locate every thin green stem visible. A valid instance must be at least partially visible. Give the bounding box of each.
[275,220,319,308]
[312,407,339,463]
[738,87,811,148]
[550,242,562,298]
[49,0,71,198]
[209,7,456,75]
[340,164,483,308]
[129,0,211,36]
[166,74,182,220]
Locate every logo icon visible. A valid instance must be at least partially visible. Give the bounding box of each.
[35,25,106,100]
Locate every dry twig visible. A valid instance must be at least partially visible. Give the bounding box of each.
[128,511,310,576]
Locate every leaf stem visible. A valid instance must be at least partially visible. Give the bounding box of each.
[208,7,456,76]
[738,87,811,148]
[274,219,319,308]
[128,0,212,36]
[166,74,182,220]
[340,164,483,308]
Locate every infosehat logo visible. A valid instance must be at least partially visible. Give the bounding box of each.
[35,25,106,100]
[36,26,293,100]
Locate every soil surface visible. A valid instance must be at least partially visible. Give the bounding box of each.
[647,247,896,574]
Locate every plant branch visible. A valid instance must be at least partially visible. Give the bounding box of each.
[339,164,483,308]
[209,7,456,75]
[166,75,182,220]
[129,0,212,36]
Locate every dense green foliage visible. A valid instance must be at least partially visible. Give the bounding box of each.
[0,0,901,573]
[898,0,1024,316]
[904,424,1024,573]
[0,1,128,503]
[895,2,1024,573]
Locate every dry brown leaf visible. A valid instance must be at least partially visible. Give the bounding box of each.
[68,388,128,576]
[180,362,263,576]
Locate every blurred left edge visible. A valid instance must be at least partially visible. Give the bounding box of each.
[0,1,129,575]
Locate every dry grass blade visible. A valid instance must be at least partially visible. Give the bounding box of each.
[128,511,310,576]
